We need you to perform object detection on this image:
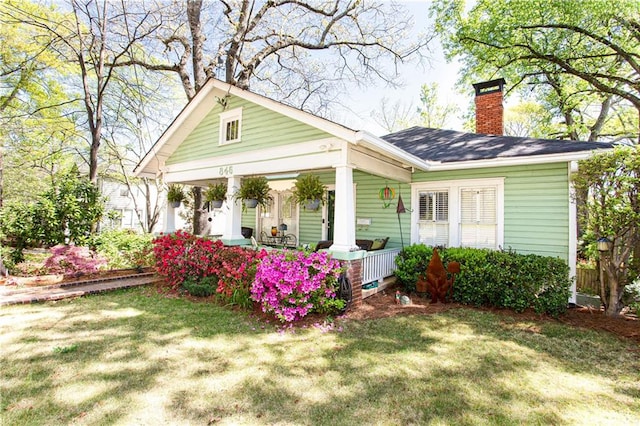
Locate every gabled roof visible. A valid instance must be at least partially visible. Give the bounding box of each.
[134,78,426,177]
[136,78,615,178]
[382,127,614,165]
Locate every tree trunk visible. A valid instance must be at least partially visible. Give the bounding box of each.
[185,1,207,234]
[192,186,203,235]
[0,255,7,277]
[143,178,160,233]
[575,186,588,240]
[187,0,206,91]
[604,263,624,317]
[89,129,101,184]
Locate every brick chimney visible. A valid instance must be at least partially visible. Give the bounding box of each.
[472,78,506,135]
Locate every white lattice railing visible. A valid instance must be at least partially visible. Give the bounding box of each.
[362,248,401,284]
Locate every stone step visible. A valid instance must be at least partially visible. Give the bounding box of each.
[0,272,163,306]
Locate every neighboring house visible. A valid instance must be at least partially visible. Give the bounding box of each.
[100,179,147,231]
[134,78,612,305]
[99,178,184,233]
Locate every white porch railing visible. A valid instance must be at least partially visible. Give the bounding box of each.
[362,248,401,284]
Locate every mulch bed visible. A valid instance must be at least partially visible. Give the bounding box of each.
[19,270,634,343]
[347,286,640,343]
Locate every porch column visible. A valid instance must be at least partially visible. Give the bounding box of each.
[330,164,358,252]
[220,175,248,245]
[163,203,176,233]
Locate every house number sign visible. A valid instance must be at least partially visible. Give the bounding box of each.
[219,165,233,177]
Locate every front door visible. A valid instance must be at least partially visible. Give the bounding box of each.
[326,190,335,241]
[258,190,298,243]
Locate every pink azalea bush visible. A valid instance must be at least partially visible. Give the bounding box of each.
[44,245,108,275]
[153,232,345,317]
[251,250,344,322]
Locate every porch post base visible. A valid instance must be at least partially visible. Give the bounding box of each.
[218,238,250,246]
[164,204,176,233]
[328,250,365,308]
[328,243,359,253]
[345,258,363,308]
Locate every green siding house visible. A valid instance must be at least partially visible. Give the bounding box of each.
[135,78,611,305]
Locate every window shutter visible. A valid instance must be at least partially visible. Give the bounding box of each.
[460,188,496,249]
[418,191,449,246]
[419,193,430,221]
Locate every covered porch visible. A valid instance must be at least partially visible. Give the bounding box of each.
[159,135,420,303]
[133,79,427,304]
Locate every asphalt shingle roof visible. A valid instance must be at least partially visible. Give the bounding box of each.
[381,127,614,163]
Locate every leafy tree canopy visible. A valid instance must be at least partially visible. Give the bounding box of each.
[0,165,103,262]
[432,0,640,142]
[573,145,640,316]
[0,0,83,203]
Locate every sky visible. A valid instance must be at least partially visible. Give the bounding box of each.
[336,1,467,136]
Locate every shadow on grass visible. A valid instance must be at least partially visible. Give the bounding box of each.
[0,288,269,424]
[214,315,564,425]
[170,310,638,424]
[2,290,639,425]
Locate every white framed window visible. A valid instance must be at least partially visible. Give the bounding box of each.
[121,209,134,227]
[219,107,243,145]
[460,187,497,249]
[412,178,504,249]
[417,190,449,247]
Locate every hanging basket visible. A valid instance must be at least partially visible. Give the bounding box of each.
[244,199,259,209]
[211,200,223,209]
[304,199,321,210]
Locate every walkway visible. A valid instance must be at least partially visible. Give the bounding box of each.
[0,272,162,306]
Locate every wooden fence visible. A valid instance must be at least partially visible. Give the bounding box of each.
[576,267,600,295]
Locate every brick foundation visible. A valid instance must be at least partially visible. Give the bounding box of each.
[345,258,363,308]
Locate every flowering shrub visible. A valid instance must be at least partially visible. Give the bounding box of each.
[44,245,108,275]
[252,250,344,322]
[11,261,49,277]
[152,231,221,291]
[152,231,266,307]
[213,246,266,308]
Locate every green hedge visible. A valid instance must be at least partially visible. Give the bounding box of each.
[395,244,571,316]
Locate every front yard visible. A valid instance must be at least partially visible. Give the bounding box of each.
[1,287,639,425]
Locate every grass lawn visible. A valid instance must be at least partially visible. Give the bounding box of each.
[1,288,639,425]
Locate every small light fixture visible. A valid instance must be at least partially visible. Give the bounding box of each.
[597,237,612,252]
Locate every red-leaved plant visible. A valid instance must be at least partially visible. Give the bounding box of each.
[152,231,266,306]
[44,245,108,275]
